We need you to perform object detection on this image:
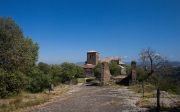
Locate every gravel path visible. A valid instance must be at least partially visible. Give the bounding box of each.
[29,83,152,112]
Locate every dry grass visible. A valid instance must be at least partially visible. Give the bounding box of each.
[136,97,150,106]
[0,85,70,112]
[109,100,122,105]
[130,83,156,94]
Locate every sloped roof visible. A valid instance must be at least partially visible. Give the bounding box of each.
[99,56,120,63]
[119,61,124,65]
[81,64,95,68]
[88,50,98,53]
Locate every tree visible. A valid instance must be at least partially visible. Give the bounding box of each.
[136,67,147,82]
[25,66,51,93]
[0,69,25,98]
[74,65,84,78]
[108,62,121,76]
[60,62,82,82]
[139,48,169,79]
[0,17,39,72]
[38,62,52,75]
[125,65,131,75]
[94,62,101,78]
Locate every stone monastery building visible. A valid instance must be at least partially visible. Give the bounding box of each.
[81,50,126,78]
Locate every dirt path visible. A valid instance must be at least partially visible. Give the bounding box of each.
[29,83,150,112]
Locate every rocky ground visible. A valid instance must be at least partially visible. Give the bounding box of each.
[28,83,146,112]
[28,83,180,112]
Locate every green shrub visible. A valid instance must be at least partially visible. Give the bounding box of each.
[25,67,51,93]
[94,62,101,78]
[51,76,62,86]
[0,69,25,98]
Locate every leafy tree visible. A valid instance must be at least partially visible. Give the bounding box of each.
[0,69,25,98]
[94,62,101,78]
[0,17,39,97]
[60,62,82,82]
[50,64,62,85]
[74,65,84,78]
[125,65,131,75]
[38,62,52,75]
[108,62,121,76]
[0,17,39,72]
[136,67,147,82]
[25,66,51,93]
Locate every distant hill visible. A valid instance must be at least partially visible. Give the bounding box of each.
[75,61,180,67]
[75,62,85,65]
[169,61,180,67]
[123,62,131,66]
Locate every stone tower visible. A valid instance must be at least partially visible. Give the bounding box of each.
[131,61,137,82]
[87,50,99,65]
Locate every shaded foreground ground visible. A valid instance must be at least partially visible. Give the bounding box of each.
[28,83,154,112]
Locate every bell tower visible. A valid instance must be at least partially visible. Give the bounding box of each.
[87,50,99,65]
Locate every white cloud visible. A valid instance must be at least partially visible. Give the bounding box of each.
[124,56,128,58]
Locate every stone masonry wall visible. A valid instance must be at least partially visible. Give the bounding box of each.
[101,62,111,84]
[131,61,137,83]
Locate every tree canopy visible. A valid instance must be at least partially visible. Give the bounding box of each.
[0,17,39,72]
[108,62,121,76]
[0,17,39,97]
[94,62,101,78]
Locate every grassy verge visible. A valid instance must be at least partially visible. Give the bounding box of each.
[0,84,70,112]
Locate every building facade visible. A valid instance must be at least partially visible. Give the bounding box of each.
[82,50,126,77]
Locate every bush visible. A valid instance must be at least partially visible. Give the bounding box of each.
[94,62,101,78]
[159,77,180,95]
[51,76,62,86]
[108,62,121,76]
[25,67,51,93]
[136,68,147,82]
[0,69,25,98]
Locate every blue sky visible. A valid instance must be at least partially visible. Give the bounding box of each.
[1,0,180,64]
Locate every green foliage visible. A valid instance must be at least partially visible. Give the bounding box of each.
[159,77,180,95]
[0,17,39,73]
[125,65,131,75]
[148,75,180,95]
[50,64,62,86]
[75,65,84,78]
[137,67,147,82]
[38,62,52,75]
[25,67,51,93]
[0,69,25,98]
[60,62,83,82]
[108,62,121,76]
[94,62,101,78]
